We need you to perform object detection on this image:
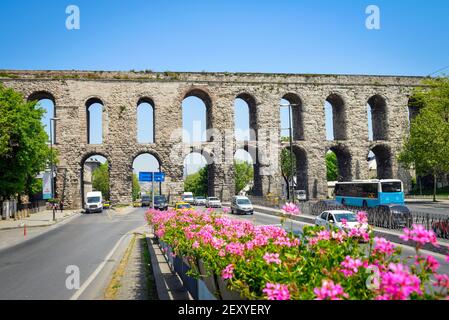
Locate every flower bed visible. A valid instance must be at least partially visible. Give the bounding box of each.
[146,207,449,300]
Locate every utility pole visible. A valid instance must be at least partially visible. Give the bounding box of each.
[49,118,60,221]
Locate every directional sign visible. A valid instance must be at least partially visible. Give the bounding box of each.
[139,172,153,182]
[139,172,165,182]
[153,172,166,182]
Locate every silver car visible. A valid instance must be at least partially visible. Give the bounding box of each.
[206,197,222,208]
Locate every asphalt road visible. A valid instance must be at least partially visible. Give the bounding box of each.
[0,207,147,300]
[406,201,449,215]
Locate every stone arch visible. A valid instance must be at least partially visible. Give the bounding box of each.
[283,145,308,197]
[369,144,393,179]
[136,97,155,143]
[182,88,214,142]
[407,96,423,127]
[235,142,262,196]
[183,147,215,196]
[282,93,304,140]
[85,97,106,144]
[328,144,352,181]
[367,94,388,140]
[325,93,347,140]
[79,152,111,208]
[235,92,258,141]
[28,91,57,143]
[132,151,162,198]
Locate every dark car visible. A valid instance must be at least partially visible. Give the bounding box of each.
[153,195,168,211]
[141,195,151,207]
[311,200,344,215]
[377,204,412,229]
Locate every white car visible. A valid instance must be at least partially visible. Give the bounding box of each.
[206,197,222,208]
[85,191,103,213]
[194,196,207,206]
[315,210,368,231]
[231,196,254,215]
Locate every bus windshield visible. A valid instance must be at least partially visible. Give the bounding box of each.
[381,182,402,193]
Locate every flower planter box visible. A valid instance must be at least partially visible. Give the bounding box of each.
[198,259,221,299]
[217,277,247,300]
[174,255,199,300]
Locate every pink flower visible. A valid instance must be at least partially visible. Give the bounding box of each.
[263,253,282,265]
[225,242,245,256]
[422,255,440,273]
[400,224,439,247]
[376,263,422,300]
[314,280,349,300]
[192,241,199,249]
[340,256,363,277]
[222,207,230,214]
[356,211,368,224]
[433,274,449,289]
[341,218,347,226]
[222,264,234,279]
[373,237,396,256]
[282,203,300,216]
[262,283,290,300]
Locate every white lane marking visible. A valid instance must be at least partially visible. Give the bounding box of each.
[69,233,128,300]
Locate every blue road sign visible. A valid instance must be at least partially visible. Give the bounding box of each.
[153,172,166,182]
[139,172,165,182]
[139,172,153,182]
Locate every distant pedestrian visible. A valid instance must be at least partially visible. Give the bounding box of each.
[59,200,64,213]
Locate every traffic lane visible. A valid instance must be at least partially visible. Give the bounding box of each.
[407,202,449,215]
[0,207,146,300]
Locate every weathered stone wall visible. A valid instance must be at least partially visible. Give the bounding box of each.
[0,70,423,209]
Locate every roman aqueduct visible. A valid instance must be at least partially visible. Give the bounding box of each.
[0,70,423,209]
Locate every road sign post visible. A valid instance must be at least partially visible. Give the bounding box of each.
[138,172,165,209]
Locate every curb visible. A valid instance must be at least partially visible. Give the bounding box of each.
[0,211,81,231]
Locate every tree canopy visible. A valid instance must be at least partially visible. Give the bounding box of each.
[184,166,208,196]
[326,151,338,181]
[234,160,254,194]
[0,84,54,200]
[92,162,110,200]
[399,77,449,201]
[132,173,141,201]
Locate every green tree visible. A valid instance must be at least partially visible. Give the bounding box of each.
[0,84,54,200]
[234,160,254,194]
[92,162,110,200]
[326,152,338,181]
[132,173,141,201]
[280,147,296,200]
[184,166,208,196]
[399,77,449,202]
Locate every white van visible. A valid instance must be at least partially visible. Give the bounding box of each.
[231,196,254,215]
[85,191,103,213]
[182,192,195,204]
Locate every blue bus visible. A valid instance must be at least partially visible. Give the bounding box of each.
[334,179,404,208]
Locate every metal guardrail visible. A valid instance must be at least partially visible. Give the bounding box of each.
[247,196,449,239]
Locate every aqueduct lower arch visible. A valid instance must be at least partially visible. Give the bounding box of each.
[0,70,423,209]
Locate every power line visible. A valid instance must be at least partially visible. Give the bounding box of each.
[428,64,449,77]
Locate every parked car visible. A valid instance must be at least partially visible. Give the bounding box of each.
[133,199,142,207]
[85,191,103,213]
[175,202,192,211]
[231,196,254,215]
[432,217,449,239]
[377,204,412,229]
[194,196,207,206]
[182,192,195,204]
[141,195,151,207]
[153,195,168,211]
[206,197,222,208]
[315,210,369,239]
[311,200,344,215]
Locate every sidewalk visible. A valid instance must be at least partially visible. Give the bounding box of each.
[0,209,81,231]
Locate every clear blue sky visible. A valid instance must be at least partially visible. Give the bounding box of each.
[10,0,449,176]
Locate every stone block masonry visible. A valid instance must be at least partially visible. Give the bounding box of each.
[0,70,424,209]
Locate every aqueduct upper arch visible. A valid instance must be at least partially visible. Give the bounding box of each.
[0,70,423,208]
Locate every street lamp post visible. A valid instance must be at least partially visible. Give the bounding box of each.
[280,102,299,203]
[49,118,60,221]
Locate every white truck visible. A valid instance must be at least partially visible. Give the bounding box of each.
[85,191,103,213]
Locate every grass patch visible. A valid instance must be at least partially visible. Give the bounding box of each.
[104,234,136,299]
[140,236,158,300]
